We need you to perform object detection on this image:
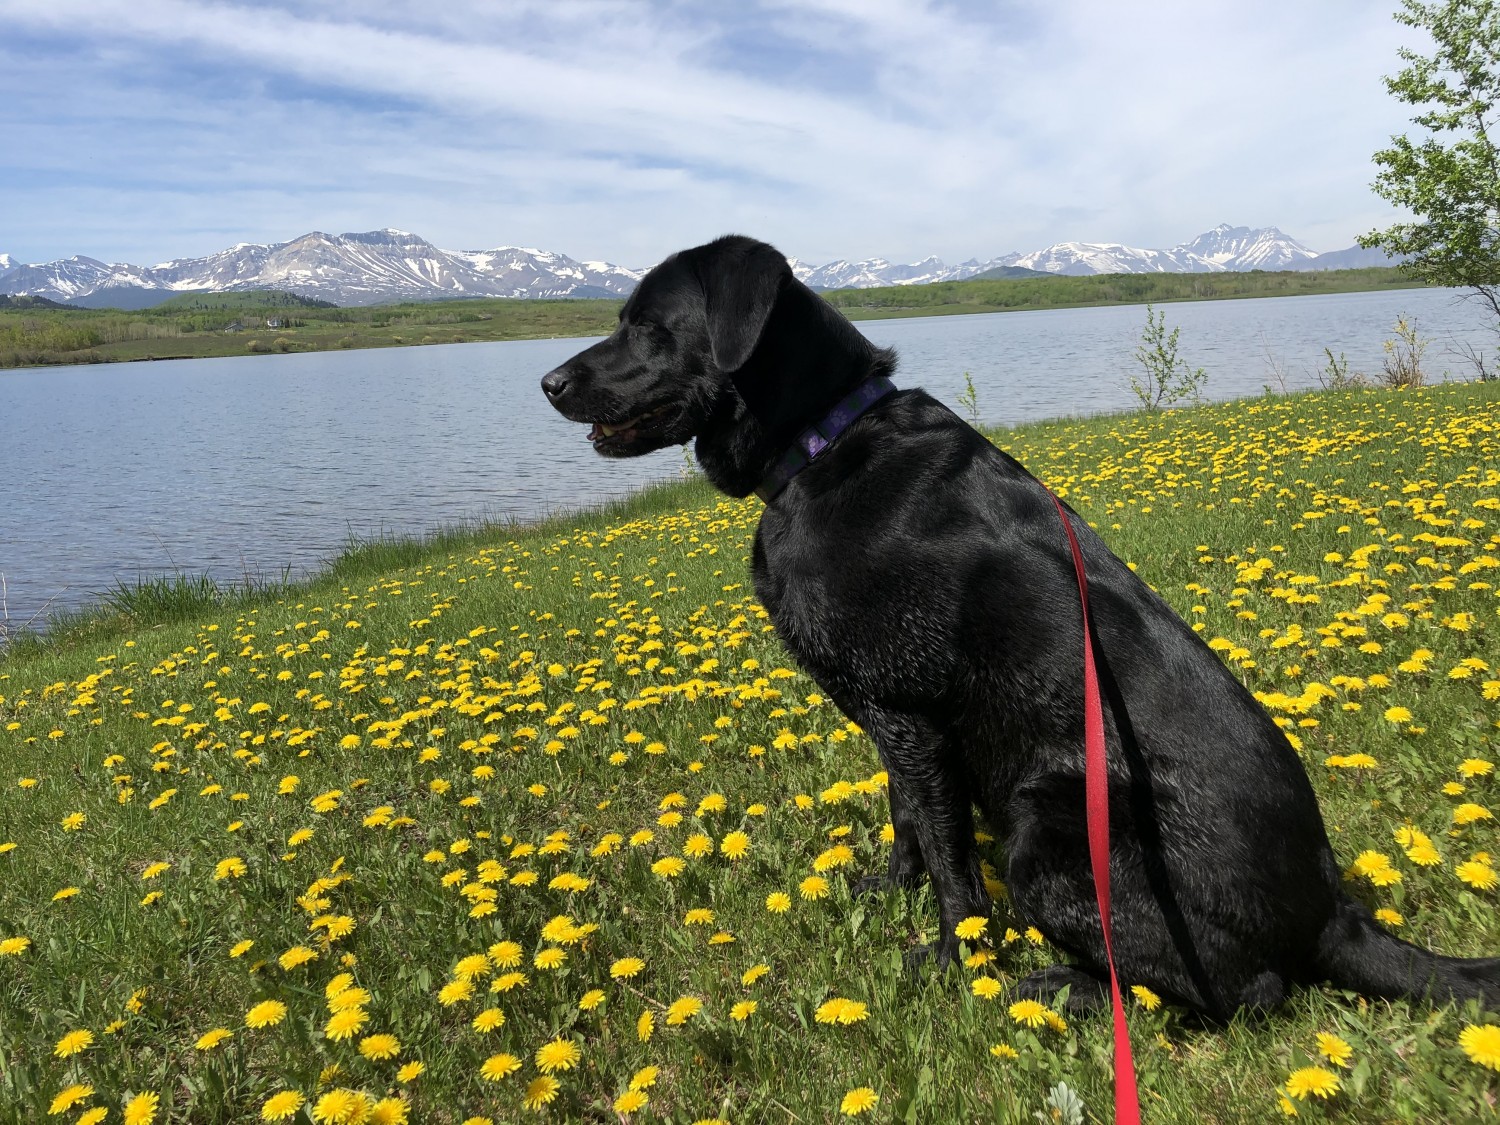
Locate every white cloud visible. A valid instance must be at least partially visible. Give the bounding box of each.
[0,0,1415,267]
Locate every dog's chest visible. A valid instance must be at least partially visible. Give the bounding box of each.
[750,518,961,705]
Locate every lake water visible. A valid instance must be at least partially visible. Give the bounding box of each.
[2,286,1493,631]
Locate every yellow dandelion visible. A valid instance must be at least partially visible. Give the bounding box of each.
[48,1084,95,1115]
[742,963,771,986]
[611,956,645,980]
[53,1029,94,1057]
[666,996,703,1025]
[359,1033,401,1061]
[535,1037,581,1073]
[472,1007,506,1032]
[522,1075,560,1111]
[323,1007,368,1041]
[1008,999,1048,1027]
[310,1088,370,1123]
[395,1061,425,1083]
[123,1091,159,1124]
[954,916,988,941]
[479,1052,521,1081]
[1285,1066,1340,1100]
[614,1089,648,1114]
[840,1087,879,1116]
[1459,1024,1500,1071]
[1316,1032,1353,1068]
[579,989,606,1011]
[990,1043,1019,1059]
[195,1027,233,1050]
[731,999,758,1021]
[261,1091,306,1122]
[279,946,318,971]
[1458,860,1499,891]
[488,940,523,968]
[630,1065,659,1090]
[245,1000,288,1028]
[799,875,829,900]
[971,977,1002,1000]
[1131,985,1162,1011]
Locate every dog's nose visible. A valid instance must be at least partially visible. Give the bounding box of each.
[541,368,570,402]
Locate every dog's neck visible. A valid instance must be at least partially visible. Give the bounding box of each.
[693,280,895,498]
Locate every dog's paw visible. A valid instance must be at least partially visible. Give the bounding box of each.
[1015,964,1111,1013]
[853,873,891,899]
[903,940,960,976]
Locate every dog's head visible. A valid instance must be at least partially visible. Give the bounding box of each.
[541,235,882,478]
[540,234,795,458]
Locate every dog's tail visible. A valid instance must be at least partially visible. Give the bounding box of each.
[1315,894,1500,1007]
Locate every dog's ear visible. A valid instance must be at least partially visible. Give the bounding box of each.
[694,237,790,373]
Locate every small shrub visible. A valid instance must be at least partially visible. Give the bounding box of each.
[1380,315,1427,387]
[338,336,356,349]
[245,338,268,353]
[957,371,981,426]
[272,336,292,353]
[1318,347,1368,390]
[1130,303,1206,411]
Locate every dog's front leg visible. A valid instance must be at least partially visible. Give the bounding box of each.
[864,706,991,969]
[854,780,927,898]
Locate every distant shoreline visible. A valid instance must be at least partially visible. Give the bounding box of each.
[0,266,1428,370]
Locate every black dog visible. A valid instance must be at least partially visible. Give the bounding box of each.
[541,234,1500,1018]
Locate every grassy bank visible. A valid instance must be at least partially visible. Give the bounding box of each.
[0,267,1427,368]
[2,382,1498,1123]
[826,265,1426,320]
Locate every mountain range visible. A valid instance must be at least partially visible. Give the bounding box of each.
[0,224,1396,308]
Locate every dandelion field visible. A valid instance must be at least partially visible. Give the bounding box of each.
[2,382,1499,1124]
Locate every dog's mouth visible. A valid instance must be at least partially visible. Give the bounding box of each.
[587,404,680,454]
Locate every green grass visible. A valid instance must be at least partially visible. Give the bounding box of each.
[1,382,1498,1123]
[0,267,1428,369]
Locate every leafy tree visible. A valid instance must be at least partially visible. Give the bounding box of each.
[1362,0,1500,318]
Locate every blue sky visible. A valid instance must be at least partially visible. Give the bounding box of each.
[0,0,1416,268]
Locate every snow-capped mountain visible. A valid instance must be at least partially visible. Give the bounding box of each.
[1177,224,1317,270]
[790,255,1004,289]
[1000,225,1319,276]
[0,229,642,306]
[1004,241,1221,276]
[0,224,1393,306]
[792,226,1333,286]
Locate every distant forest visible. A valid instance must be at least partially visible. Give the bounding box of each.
[822,265,1426,319]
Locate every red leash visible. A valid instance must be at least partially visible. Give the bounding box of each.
[1045,487,1142,1125]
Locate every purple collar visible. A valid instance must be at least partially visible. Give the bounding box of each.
[755,375,896,502]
